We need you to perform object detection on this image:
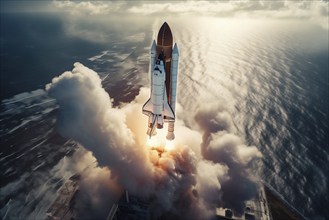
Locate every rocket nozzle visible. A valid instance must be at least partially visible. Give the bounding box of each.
[166,132,175,141]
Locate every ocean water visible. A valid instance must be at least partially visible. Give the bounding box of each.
[170,18,328,219]
[0,13,328,219]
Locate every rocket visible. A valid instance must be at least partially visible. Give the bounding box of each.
[142,22,179,140]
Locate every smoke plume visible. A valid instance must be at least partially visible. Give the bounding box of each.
[195,104,262,215]
[46,62,262,219]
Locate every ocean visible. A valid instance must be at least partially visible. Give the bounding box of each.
[0,12,328,219]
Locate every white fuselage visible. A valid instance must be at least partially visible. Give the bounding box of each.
[142,36,179,140]
[151,61,166,115]
[142,58,175,136]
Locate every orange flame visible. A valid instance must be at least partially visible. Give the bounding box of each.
[146,133,176,152]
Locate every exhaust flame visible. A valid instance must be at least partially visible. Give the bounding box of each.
[145,131,175,152]
[165,140,175,151]
[146,136,158,147]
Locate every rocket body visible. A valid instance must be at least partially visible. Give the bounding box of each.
[142,22,179,140]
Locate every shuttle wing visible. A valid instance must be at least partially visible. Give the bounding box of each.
[163,88,175,121]
[142,98,152,115]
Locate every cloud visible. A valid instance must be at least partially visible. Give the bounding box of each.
[203,132,261,214]
[49,0,328,21]
[195,160,228,217]
[68,149,123,219]
[46,62,262,219]
[46,63,154,194]
[52,1,126,15]
[128,0,328,29]
[194,102,262,215]
[5,0,328,29]
[127,0,327,17]
[128,1,236,15]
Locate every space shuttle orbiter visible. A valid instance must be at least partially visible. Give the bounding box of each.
[142,22,179,140]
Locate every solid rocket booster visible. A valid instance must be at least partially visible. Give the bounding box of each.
[167,43,179,140]
[142,22,179,140]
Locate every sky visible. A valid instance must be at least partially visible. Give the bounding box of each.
[1,0,328,30]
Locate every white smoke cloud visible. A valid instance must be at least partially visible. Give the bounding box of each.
[68,149,123,219]
[46,63,155,195]
[46,62,262,219]
[195,160,228,217]
[195,103,262,215]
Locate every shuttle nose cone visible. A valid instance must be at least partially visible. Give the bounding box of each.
[157,22,173,47]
